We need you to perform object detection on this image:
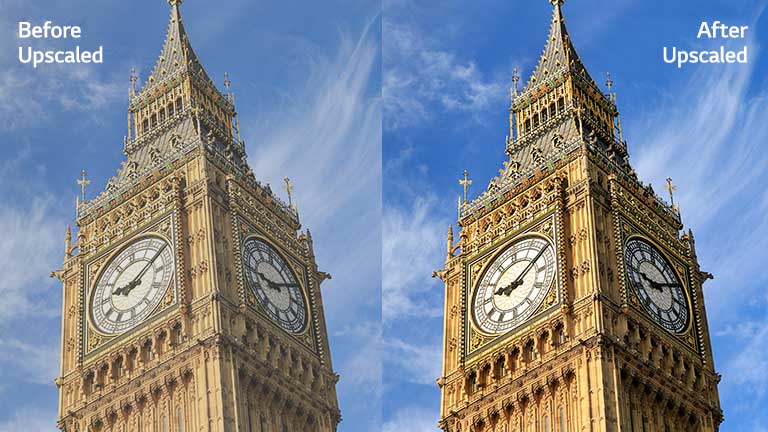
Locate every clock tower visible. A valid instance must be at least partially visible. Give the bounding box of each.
[54,1,341,431]
[436,2,723,431]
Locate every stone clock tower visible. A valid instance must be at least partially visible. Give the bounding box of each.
[436,1,723,431]
[54,1,341,431]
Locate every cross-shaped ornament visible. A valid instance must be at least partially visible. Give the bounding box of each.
[283,177,295,207]
[77,170,91,205]
[459,170,472,205]
[664,177,677,207]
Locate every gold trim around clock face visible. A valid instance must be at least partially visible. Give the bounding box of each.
[240,236,310,334]
[470,233,557,336]
[624,235,692,335]
[87,233,176,337]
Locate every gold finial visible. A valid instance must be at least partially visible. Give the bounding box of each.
[77,170,91,205]
[511,68,520,99]
[283,177,295,208]
[550,0,565,6]
[168,0,183,6]
[664,177,677,207]
[447,225,454,259]
[459,170,473,205]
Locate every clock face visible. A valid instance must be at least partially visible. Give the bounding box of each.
[241,238,308,334]
[624,238,689,334]
[90,236,175,335]
[472,236,557,334]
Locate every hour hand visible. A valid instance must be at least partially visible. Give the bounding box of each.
[495,280,522,296]
[638,272,663,292]
[114,280,140,296]
[256,272,282,292]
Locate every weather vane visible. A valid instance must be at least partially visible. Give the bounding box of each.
[283,177,295,207]
[459,170,472,205]
[77,170,91,205]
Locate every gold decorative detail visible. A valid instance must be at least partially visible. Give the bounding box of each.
[471,329,487,350]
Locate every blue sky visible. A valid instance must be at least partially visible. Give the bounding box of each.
[383,0,768,431]
[0,0,380,431]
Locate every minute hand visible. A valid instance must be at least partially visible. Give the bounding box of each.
[499,242,549,296]
[118,243,168,296]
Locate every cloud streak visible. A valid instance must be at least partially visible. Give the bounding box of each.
[383,9,505,130]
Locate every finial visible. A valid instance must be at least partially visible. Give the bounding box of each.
[282,177,295,208]
[65,225,72,259]
[459,170,473,205]
[511,68,520,99]
[605,72,614,98]
[550,0,565,6]
[129,67,138,97]
[457,196,463,219]
[168,0,183,6]
[447,225,454,258]
[664,177,677,208]
[77,170,91,205]
[224,72,232,102]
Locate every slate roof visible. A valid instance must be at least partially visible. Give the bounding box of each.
[521,3,597,95]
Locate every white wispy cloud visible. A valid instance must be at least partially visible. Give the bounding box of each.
[0,406,58,432]
[0,0,124,131]
[0,198,62,321]
[383,11,505,130]
[383,406,439,432]
[334,322,383,395]
[383,336,442,387]
[382,196,448,321]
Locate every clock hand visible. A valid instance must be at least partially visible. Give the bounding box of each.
[495,280,523,296]
[115,243,168,297]
[256,271,283,293]
[638,272,664,292]
[498,243,549,297]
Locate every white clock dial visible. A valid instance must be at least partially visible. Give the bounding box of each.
[625,238,689,334]
[90,236,175,335]
[241,238,308,334]
[473,236,557,334]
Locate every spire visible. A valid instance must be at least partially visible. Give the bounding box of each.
[135,0,216,99]
[521,0,595,94]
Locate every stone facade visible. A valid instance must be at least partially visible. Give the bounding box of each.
[437,2,722,431]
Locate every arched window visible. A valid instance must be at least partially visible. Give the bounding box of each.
[162,415,168,432]
[495,356,507,379]
[544,415,550,432]
[178,407,184,432]
[137,415,141,432]
[175,97,183,112]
